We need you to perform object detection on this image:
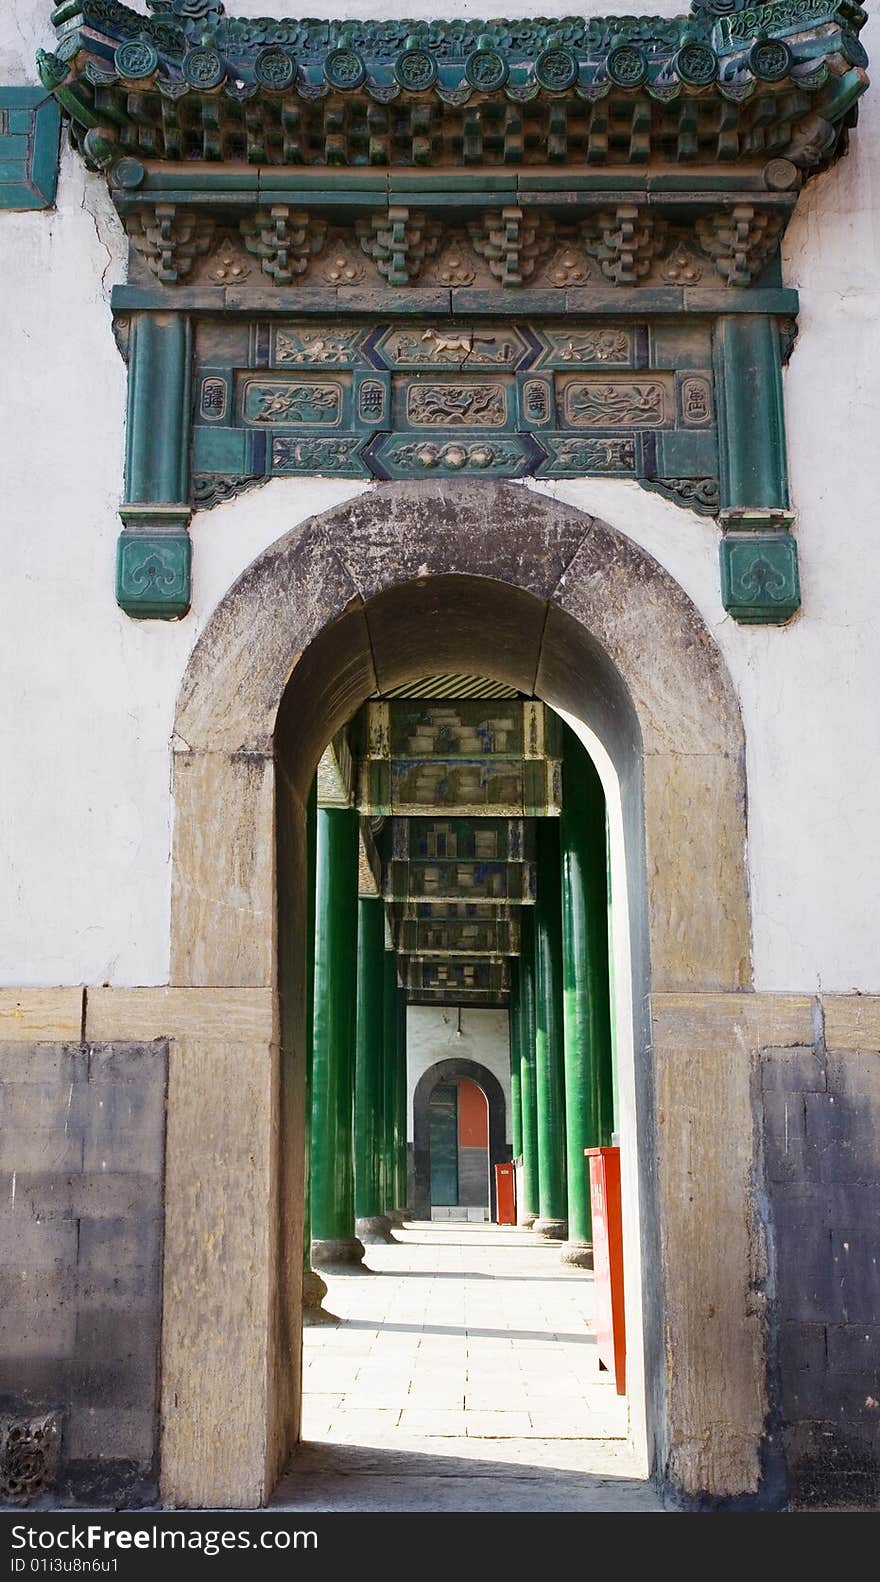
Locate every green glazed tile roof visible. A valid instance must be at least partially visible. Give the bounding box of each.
[39,0,869,171]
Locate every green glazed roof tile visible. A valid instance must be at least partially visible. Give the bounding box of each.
[40,0,868,175]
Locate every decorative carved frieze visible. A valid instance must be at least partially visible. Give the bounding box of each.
[375,436,534,478]
[639,476,720,515]
[357,207,441,286]
[468,208,555,287]
[192,473,264,509]
[240,207,327,285]
[205,235,251,285]
[320,242,366,285]
[272,326,364,364]
[543,243,592,288]
[660,240,704,285]
[406,382,508,428]
[121,200,797,291]
[695,205,785,286]
[433,234,478,288]
[125,204,214,282]
[542,435,637,474]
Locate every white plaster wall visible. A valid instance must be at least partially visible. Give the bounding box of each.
[406,1006,512,1143]
[1,2,879,992]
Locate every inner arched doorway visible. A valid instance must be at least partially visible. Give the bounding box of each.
[166,482,756,1509]
[412,1057,508,1221]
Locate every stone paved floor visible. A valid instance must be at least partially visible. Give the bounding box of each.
[272,1223,663,1512]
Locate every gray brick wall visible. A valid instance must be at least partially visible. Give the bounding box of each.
[762,1042,880,1506]
[0,1041,167,1506]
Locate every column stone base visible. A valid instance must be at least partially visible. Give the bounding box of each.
[389,1206,410,1227]
[533,1216,567,1241]
[302,1267,338,1326]
[518,1212,538,1229]
[311,1235,370,1273]
[561,1240,594,1269]
[356,1214,396,1244]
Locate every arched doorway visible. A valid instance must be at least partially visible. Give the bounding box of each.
[165,482,754,1508]
[412,1058,508,1221]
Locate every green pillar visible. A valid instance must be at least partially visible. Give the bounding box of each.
[534,819,567,1240]
[116,312,193,619]
[518,907,539,1227]
[355,897,393,1244]
[382,948,398,1219]
[395,987,409,1215]
[560,735,613,1268]
[714,314,799,624]
[311,807,366,1271]
[508,960,523,1163]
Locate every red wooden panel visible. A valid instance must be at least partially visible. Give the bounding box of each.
[586,1146,626,1395]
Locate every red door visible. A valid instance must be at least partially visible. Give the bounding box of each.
[495,1162,516,1225]
[586,1146,626,1394]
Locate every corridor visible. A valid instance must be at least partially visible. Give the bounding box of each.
[273,1224,662,1512]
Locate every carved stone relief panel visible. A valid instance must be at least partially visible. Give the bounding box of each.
[189,316,718,491]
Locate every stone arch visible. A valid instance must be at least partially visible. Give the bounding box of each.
[411,1056,509,1222]
[164,481,758,1511]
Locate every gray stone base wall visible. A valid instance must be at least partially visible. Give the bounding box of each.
[762,1038,880,1507]
[0,1041,168,1507]
[457,1145,489,1208]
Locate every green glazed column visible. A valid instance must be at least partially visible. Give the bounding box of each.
[713,314,799,624]
[382,949,399,1219]
[508,960,523,1163]
[533,819,568,1241]
[355,897,394,1245]
[302,782,333,1321]
[518,907,539,1228]
[311,807,366,1272]
[560,735,614,1269]
[394,987,409,1216]
[116,312,193,619]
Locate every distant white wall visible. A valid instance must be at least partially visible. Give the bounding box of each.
[406,1006,512,1144]
[2,2,879,992]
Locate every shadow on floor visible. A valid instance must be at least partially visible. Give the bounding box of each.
[336,1318,597,1345]
[271,1440,663,1512]
[370,1269,591,1284]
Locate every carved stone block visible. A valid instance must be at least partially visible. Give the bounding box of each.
[116,532,192,620]
[240,207,327,286]
[126,205,214,284]
[719,532,800,624]
[583,207,667,286]
[357,207,441,287]
[468,207,555,288]
[0,1412,62,1503]
[696,205,785,287]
